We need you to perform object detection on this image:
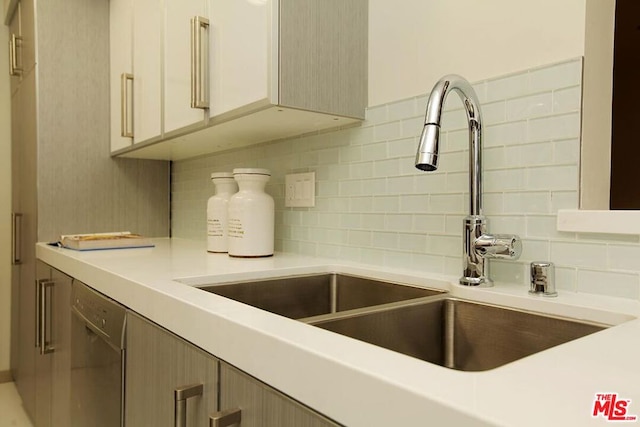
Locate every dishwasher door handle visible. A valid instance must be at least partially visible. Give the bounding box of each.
[174,383,204,427]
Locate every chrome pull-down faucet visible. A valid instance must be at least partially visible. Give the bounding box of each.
[416,74,522,286]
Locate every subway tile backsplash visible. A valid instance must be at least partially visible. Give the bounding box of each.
[172,58,640,301]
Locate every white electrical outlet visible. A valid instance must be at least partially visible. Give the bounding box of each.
[285,172,315,207]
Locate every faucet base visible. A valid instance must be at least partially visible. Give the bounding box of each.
[459,276,493,287]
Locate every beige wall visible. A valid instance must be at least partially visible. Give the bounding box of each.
[0,25,11,372]
[368,0,587,106]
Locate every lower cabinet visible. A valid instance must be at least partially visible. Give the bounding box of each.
[125,312,218,426]
[220,363,340,427]
[126,312,340,427]
[19,261,72,427]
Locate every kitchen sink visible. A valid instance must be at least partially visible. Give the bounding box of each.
[309,296,609,371]
[196,273,444,319]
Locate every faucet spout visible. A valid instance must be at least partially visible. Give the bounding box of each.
[416,75,483,216]
[416,75,521,286]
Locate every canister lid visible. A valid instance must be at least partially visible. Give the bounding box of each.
[210,172,234,180]
[233,168,271,176]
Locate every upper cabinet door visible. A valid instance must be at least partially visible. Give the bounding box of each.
[109,0,133,152]
[208,0,271,117]
[132,0,162,144]
[163,0,208,134]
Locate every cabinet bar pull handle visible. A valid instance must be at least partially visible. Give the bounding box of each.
[174,383,204,427]
[120,73,134,137]
[11,212,22,265]
[9,34,22,76]
[190,16,209,109]
[39,280,55,355]
[210,408,241,427]
[35,279,43,347]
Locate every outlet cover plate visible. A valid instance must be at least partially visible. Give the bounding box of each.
[285,172,315,207]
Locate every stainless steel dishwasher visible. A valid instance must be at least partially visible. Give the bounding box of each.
[70,280,126,427]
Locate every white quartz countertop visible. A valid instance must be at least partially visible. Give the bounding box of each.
[37,238,640,426]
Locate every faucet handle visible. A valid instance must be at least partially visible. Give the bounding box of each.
[474,234,522,260]
[529,261,557,297]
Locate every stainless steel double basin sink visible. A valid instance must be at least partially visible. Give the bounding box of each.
[196,273,609,371]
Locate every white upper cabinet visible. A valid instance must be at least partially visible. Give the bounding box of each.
[109,0,132,152]
[208,0,270,117]
[132,0,162,144]
[110,0,162,151]
[111,0,367,160]
[163,0,208,133]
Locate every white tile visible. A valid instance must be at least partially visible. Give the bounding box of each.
[373,158,400,177]
[504,142,554,168]
[340,213,362,229]
[528,59,582,93]
[485,72,530,102]
[550,191,579,211]
[445,172,468,194]
[387,176,415,194]
[428,235,460,257]
[491,261,528,287]
[608,245,640,272]
[360,142,387,161]
[373,196,400,213]
[553,139,580,165]
[401,117,423,138]
[348,230,372,246]
[412,214,446,233]
[397,233,427,252]
[365,178,388,195]
[446,129,470,152]
[555,267,578,291]
[388,137,417,158]
[317,181,339,197]
[349,125,375,146]
[339,145,363,163]
[553,86,582,114]
[520,239,551,262]
[527,113,581,143]
[484,169,526,192]
[400,195,430,213]
[483,193,505,215]
[506,92,553,121]
[483,121,527,147]
[577,270,640,300]
[374,121,402,142]
[428,194,465,214]
[372,231,398,249]
[551,241,608,270]
[488,215,527,236]
[437,151,466,173]
[339,180,363,196]
[350,162,373,179]
[482,100,507,125]
[361,213,386,230]
[503,192,551,214]
[527,215,561,239]
[385,214,414,232]
[388,98,418,121]
[526,165,578,191]
[440,108,468,132]
[349,196,373,212]
[412,253,446,274]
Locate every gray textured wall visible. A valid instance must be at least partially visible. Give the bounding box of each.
[35,0,169,241]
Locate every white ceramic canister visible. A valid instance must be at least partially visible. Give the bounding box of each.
[207,172,238,253]
[227,168,274,257]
